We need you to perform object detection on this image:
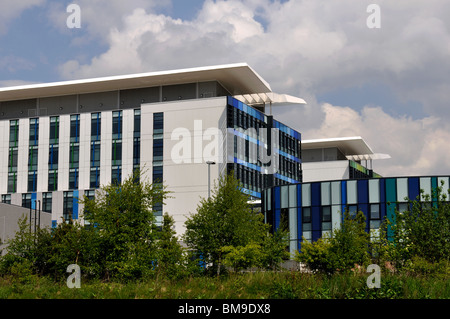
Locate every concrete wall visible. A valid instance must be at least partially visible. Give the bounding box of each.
[302,160,349,183]
[141,97,226,235]
[0,203,52,255]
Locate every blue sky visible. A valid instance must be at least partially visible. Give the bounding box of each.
[1,0,450,176]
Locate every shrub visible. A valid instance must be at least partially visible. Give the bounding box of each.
[296,211,371,274]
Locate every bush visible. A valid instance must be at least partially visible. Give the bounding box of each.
[296,211,370,274]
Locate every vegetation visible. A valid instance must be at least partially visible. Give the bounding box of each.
[183,173,289,275]
[0,172,448,299]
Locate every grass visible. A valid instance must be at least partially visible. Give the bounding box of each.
[0,271,449,299]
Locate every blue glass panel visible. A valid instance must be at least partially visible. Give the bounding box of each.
[297,184,302,251]
[408,177,420,201]
[72,190,79,219]
[274,186,280,210]
[311,183,321,207]
[274,209,281,232]
[380,178,386,220]
[341,180,347,220]
[357,179,368,204]
[31,192,37,210]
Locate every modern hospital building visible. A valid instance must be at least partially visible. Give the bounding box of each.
[0,63,447,255]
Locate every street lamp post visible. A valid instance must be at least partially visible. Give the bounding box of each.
[206,161,216,198]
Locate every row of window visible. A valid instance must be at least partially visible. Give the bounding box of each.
[5,110,142,193]
[152,112,164,216]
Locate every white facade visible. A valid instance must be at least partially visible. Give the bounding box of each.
[302,161,350,182]
[0,63,306,237]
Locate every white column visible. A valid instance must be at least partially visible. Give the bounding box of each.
[100,111,112,186]
[58,115,70,191]
[121,109,134,180]
[16,118,29,194]
[0,121,9,194]
[37,116,49,192]
[78,113,91,190]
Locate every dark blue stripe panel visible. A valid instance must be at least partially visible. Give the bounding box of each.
[73,190,79,219]
[408,177,420,201]
[274,187,280,210]
[357,180,369,232]
[311,183,321,207]
[297,184,302,251]
[311,183,321,241]
[274,209,280,231]
[341,181,347,220]
[380,178,386,220]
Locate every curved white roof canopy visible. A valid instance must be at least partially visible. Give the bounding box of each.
[0,63,273,102]
[302,136,391,161]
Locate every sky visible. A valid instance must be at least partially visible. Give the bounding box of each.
[0,0,449,177]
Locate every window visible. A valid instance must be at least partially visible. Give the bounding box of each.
[1,194,11,204]
[91,142,100,167]
[321,206,332,231]
[29,118,39,145]
[302,207,312,241]
[49,117,59,192]
[28,172,37,192]
[48,170,58,191]
[28,147,38,171]
[91,113,101,140]
[48,145,59,169]
[133,109,141,168]
[111,166,121,185]
[134,109,141,136]
[153,139,163,161]
[70,144,79,169]
[69,169,78,190]
[63,191,74,221]
[370,204,381,229]
[8,149,18,172]
[9,120,19,147]
[84,190,96,226]
[153,112,163,132]
[347,204,358,218]
[22,193,32,209]
[49,116,59,144]
[153,166,163,184]
[398,203,409,213]
[8,173,17,193]
[42,192,52,213]
[112,111,122,139]
[112,140,122,165]
[70,114,80,142]
[280,208,289,232]
[90,168,100,189]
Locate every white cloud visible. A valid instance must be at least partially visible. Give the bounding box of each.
[283,102,450,177]
[54,0,450,176]
[0,0,45,34]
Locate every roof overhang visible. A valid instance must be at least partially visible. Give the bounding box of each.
[302,136,373,155]
[234,92,306,106]
[0,63,272,102]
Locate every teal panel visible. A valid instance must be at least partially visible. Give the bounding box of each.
[385,178,397,239]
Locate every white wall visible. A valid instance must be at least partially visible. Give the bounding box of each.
[302,161,349,183]
[141,97,227,236]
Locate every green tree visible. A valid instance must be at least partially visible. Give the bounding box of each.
[80,169,169,281]
[296,210,370,274]
[387,183,450,267]
[155,213,185,279]
[0,216,53,279]
[183,172,269,275]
